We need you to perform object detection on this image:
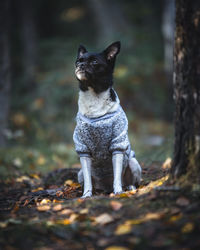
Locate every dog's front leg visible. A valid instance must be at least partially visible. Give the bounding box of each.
[112,153,123,194]
[80,156,92,198]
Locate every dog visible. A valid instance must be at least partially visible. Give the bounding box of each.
[73,41,142,198]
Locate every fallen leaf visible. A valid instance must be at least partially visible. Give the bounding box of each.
[169,214,182,222]
[53,199,63,203]
[30,173,40,179]
[181,222,194,233]
[80,208,88,214]
[126,219,143,225]
[53,204,62,211]
[69,213,79,223]
[162,157,172,170]
[118,193,129,198]
[40,199,51,205]
[56,190,64,197]
[32,187,44,192]
[105,245,129,250]
[176,197,190,207]
[16,175,30,183]
[144,212,163,220]
[12,203,19,213]
[58,208,73,215]
[57,219,71,225]
[95,213,114,225]
[115,223,132,235]
[37,205,50,212]
[64,179,73,186]
[110,201,123,211]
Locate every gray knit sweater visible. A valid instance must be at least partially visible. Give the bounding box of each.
[73,104,135,179]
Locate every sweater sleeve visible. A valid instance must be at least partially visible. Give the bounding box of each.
[109,110,130,154]
[73,126,90,157]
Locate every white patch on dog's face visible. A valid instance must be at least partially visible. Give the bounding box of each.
[75,69,87,81]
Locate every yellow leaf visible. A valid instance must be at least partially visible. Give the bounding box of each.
[115,223,132,235]
[64,179,73,186]
[57,219,71,225]
[95,213,114,225]
[30,173,40,179]
[40,199,51,205]
[144,212,162,221]
[105,246,129,250]
[181,222,194,233]
[16,175,30,183]
[32,187,44,192]
[126,219,143,225]
[37,205,50,212]
[53,199,63,203]
[80,208,88,214]
[69,213,79,223]
[169,214,182,222]
[118,193,129,198]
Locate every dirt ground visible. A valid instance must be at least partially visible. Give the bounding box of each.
[0,161,200,250]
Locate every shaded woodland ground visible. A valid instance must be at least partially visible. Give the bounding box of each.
[1,148,200,250]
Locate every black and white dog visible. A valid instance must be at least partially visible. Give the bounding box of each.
[73,41,142,198]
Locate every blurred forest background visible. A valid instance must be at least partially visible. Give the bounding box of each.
[0,0,175,178]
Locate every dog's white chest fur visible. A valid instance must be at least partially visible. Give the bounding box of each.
[78,87,119,118]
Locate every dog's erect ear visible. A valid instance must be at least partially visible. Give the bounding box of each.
[103,41,121,61]
[77,44,87,58]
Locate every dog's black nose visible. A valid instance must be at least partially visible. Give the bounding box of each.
[79,63,85,70]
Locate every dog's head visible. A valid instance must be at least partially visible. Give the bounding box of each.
[75,42,120,93]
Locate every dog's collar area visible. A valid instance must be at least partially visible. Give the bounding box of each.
[77,106,122,124]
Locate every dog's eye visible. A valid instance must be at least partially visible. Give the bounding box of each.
[78,58,84,63]
[91,60,98,65]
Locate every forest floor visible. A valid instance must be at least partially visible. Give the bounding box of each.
[0,157,200,250]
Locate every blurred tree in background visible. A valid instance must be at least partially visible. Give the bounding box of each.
[0,0,11,146]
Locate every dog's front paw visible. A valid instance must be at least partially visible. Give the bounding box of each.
[81,190,92,198]
[113,186,123,195]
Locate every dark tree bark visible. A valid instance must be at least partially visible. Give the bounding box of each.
[0,0,11,147]
[20,0,37,90]
[171,0,200,183]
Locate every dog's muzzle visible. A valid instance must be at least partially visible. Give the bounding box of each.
[75,67,88,80]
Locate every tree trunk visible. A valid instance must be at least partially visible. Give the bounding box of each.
[20,0,37,91]
[0,0,11,147]
[171,0,200,184]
